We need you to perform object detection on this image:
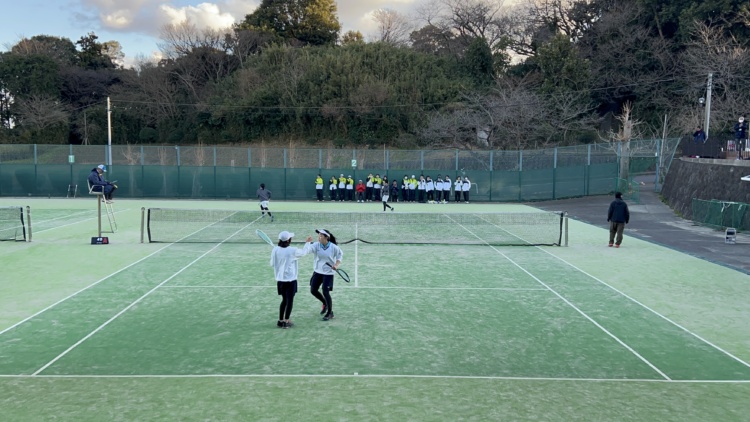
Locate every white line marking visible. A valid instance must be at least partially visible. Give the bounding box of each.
[32,219,256,376]
[537,247,750,370]
[0,373,747,383]
[0,212,244,339]
[354,223,359,287]
[158,285,549,291]
[30,209,130,234]
[0,242,175,337]
[446,216,671,380]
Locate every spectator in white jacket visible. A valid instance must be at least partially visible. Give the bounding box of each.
[454,176,463,202]
[462,176,471,203]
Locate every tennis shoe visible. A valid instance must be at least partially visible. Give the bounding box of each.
[270,215,274,222]
[320,305,327,315]
[391,207,394,212]
[608,243,613,247]
[615,244,620,248]
[284,321,294,328]
[277,320,284,328]
[322,312,334,321]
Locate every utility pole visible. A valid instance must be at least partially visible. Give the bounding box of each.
[107,96,112,166]
[704,73,712,140]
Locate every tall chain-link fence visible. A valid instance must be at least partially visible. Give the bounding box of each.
[0,139,679,201]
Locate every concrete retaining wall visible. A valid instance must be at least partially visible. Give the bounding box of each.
[661,157,750,219]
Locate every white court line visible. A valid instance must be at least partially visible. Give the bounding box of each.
[159,285,549,291]
[30,208,130,234]
[31,209,95,223]
[446,215,671,381]
[354,224,359,287]
[32,218,258,376]
[0,210,256,339]
[535,246,750,370]
[0,373,748,383]
[0,239,174,338]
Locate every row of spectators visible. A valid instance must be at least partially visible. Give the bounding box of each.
[314,173,472,203]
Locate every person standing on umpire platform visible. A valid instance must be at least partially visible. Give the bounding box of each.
[734,116,748,159]
[270,230,314,328]
[88,164,117,203]
[607,192,630,248]
[256,183,274,222]
[303,229,343,321]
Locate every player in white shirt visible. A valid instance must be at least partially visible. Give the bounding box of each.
[302,229,344,321]
[270,230,314,328]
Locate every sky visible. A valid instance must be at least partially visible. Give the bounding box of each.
[1,0,421,67]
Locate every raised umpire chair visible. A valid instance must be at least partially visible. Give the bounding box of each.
[87,180,117,236]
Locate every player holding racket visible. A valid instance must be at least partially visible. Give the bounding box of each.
[256,183,274,221]
[270,230,314,328]
[302,229,343,321]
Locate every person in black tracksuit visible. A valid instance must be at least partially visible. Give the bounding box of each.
[381,183,394,212]
[607,192,630,247]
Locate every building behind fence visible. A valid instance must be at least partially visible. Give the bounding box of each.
[0,139,680,201]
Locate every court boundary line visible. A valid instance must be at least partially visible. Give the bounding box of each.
[31,217,259,376]
[30,208,130,235]
[446,216,671,380]
[1,373,749,383]
[537,246,750,370]
[0,240,177,338]
[159,285,550,291]
[0,211,259,339]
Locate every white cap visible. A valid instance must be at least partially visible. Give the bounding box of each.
[740,117,745,122]
[97,164,107,172]
[278,231,294,241]
[315,229,330,237]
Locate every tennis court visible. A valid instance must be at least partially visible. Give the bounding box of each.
[1,198,749,421]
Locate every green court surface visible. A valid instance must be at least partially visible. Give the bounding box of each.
[1,198,749,421]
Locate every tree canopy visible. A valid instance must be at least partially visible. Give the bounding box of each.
[1,0,749,147]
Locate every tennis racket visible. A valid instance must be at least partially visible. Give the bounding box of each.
[326,263,351,283]
[256,229,274,246]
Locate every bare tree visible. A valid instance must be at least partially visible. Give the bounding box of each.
[505,0,599,56]
[414,0,510,55]
[102,40,125,67]
[15,96,69,130]
[159,20,230,59]
[600,102,647,180]
[680,20,750,136]
[370,9,414,46]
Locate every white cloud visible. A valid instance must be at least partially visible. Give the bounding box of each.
[81,0,258,36]
[82,0,422,36]
[74,0,425,67]
[158,3,237,30]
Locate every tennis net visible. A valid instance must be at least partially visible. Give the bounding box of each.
[145,209,568,246]
[0,206,27,241]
